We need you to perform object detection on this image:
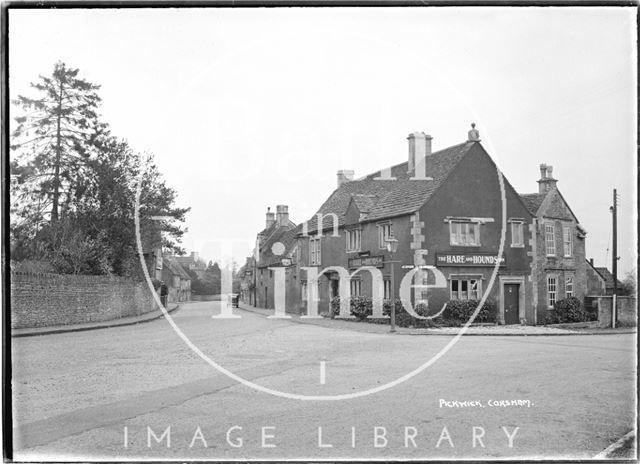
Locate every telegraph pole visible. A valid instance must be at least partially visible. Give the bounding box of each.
[611,189,618,327]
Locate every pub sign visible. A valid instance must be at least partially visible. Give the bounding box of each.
[348,255,384,269]
[436,252,506,267]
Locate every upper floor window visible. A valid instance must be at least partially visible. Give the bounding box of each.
[563,226,573,257]
[547,275,557,308]
[346,229,362,253]
[450,221,480,246]
[378,223,392,249]
[511,221,524,247]
[565,275,574,298]
[309,237,321,265]
[545,223,556,256]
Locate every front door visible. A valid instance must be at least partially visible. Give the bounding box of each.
[504,284,520,325]
[330,279,339,299]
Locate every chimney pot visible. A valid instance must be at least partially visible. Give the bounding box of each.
[276,205,289,226]
[337,170,355,187]
[539,163,547,179]
[537,163,558,194]
[265,207,276,229]
[590,258,594,267]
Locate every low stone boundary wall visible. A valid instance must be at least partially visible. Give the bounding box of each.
[597,296,637,328]
[10,271,157,329]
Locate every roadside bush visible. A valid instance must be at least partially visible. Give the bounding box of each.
[545,296,588,324]
[330,296,439,327]
[444,299,497,324]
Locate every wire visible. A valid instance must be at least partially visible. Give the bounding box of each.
[604,225,611,266]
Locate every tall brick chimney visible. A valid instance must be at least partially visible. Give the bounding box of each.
[276,205,289,226]
[407,131,432,178]
[337,170,355,187]
[265,207,275,229]
[537,163,558,194]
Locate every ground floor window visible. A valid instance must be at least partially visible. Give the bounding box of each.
[350,279,362,297]
[565,275,574,298]
[547,275,557,308]
[301,280,307,301]
[450,278,481,300]
[383,279,391,299]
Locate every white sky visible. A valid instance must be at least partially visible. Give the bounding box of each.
[9,7,637,274]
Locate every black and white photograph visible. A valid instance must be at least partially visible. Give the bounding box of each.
[3,4,638,461]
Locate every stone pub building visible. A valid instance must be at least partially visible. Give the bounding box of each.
[251,124,589,325]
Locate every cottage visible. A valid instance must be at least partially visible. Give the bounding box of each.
[174,252,207,279]
[162,256,192,303]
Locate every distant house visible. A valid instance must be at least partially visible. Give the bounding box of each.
[586,258,607,296]
[174,252,207,279]
[162,256,192,302]
[238,256,256,305]
[253,206,302,312]
[593,265,622,295]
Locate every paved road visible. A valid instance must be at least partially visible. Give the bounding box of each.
[11,301,636,460]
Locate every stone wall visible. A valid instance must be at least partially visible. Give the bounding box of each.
[597,296,637,328]
[10,271,158,329]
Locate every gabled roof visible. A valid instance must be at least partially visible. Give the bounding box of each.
[518,189,580,223]
[258,218,296,237]
[519,193,546,215]
[594,267,621,289]
[258,223,301,267]
[163,256,192,280]
[351,194,378,215]
[301,141,476,234]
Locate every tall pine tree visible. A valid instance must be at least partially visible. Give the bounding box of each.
[11,61,106,223]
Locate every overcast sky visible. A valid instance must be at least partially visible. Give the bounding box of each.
[9,7,637,274]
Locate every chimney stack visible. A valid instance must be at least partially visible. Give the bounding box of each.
[537,164,558,194]
[276,205,289,226]
[265,207,275,229]
[337,170,355,187]
[407,131,433,178]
